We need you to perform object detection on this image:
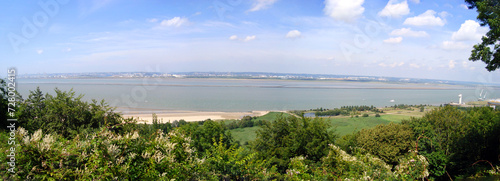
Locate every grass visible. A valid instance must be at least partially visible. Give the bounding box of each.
[229,108,428,144]
[231,126,260,145]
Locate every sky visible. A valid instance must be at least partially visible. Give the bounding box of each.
[1,0,499,83]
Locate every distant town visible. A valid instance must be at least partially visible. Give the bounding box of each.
[17,71,499,86]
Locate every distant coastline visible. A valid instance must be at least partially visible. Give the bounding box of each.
[16,71,500,87]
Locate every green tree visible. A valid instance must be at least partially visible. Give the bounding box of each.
[403,106,500,178]
[178,120,233,157]
[252,114,336,173]
[17,88,122,138]
[352,123,415,165]
[465,0,500,71]
[0,79,9,130]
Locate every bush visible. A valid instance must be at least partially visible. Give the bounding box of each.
[252,114,336,173]
[16,88,122,139]
[351,123,415,165]
[375,113,381,117]
[362,113,369,117]
[403,106,500,178]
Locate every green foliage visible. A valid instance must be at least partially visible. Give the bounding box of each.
[204,134,278,180]
[314,105,381,117]
[342,123,415,165]
[178,120,233,158]
[252,113,336,173]
[318,144,395,180]
[0,79,9,130]
[465,0,500,71]
[403,106,500,178]
[362,113,369,117]
[0,127,211,180]
[375,113,381,117]
[17,88,122,138]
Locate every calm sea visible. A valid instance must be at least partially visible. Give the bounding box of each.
[16,78,499,112]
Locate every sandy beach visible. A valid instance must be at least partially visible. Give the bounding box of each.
[121,109,269,124]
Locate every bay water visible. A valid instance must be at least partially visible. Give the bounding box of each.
[16,78,498,112]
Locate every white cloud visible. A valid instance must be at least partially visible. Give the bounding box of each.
[462,60,468,68]
[286,30,301,39]
[37,49,43,54]
[244,35,256,42]
[324,0,365,23]
[439,11,451,19]
[378,0,410,18]
[409,0,419,3]
[409,63,421,68]
[403,10,445,26]
[390,28,429,37]
[229,35,238,40]
[449,60,456,69]
[379,61,405,68]
[451,20,488,41]
[383,37,403,44]
[147,18,158,23]
[160,17,189,27]
[460,4,469,9]
[248,0,278,12]
[441,41,468,50]
[66,48,72,52]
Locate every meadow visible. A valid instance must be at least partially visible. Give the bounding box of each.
[230,107,430,145]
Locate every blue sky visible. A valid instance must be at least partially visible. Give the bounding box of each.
[1,0,499,83]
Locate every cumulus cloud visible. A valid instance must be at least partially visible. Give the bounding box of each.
[244,35,256,42]
[442,41,468,50]
[229,35,238,40]
[449,60,456,69]
[451,20,488,41]
[286,30,301,39]
[324,0,365,23]
[403,10,445,26]
[383,37,403,44]
[378,0,410,18]
[160,17,189,27]
[460,4,469,9]
[248,0,278,12]
[390,28,429,37]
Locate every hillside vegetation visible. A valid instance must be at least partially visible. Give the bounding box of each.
[1,86,499,180]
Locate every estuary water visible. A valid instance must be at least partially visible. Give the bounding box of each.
[16,78,499,112]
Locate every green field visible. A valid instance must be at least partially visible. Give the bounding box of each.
[230,110,425,145]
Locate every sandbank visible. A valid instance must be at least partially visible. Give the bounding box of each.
[120,109,269,124]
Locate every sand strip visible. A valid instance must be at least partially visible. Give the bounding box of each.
[122,110,269,124]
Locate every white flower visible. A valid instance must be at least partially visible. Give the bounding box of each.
[108,144,120,158]
[31,129,43,142]
[17,127,28,138]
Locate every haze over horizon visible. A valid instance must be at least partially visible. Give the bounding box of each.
[2,0,500,83]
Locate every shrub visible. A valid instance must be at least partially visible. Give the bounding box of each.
[252,114,336,173]
[353,123,415,165]
[362,113,369,117]
[16,88,122,138]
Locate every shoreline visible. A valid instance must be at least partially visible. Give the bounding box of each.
[121,110,270,124]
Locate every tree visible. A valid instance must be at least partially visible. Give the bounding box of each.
[252,114,336,173]
[465,0,500,71]
[16,88,122,138]
[352,123,415,165]
[0,79,10,130]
